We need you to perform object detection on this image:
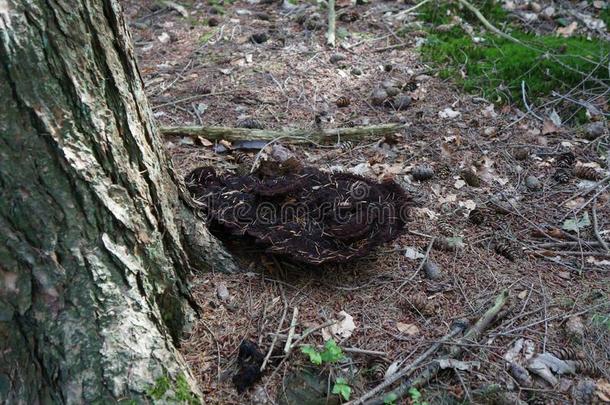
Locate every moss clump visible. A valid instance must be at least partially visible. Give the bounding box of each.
[421,31,610,105]
[147,374,200,404]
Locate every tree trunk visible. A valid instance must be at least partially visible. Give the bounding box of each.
[0,1,235,403]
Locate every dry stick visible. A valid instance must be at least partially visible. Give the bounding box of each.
[260,287,289,372]
[457,0,522,45]
[152,90,233,110]
[393,237,436,295]
[521,80,544,121]
[346,323,467,405]
[159,123,404,144]
[592,198,609,252]
[283,307,299,354]
[327,0,336,47]
[362,289,510,405]
[394,0,432,19]
[262,317,345,394]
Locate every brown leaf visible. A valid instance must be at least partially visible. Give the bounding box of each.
[542,119,559,135]
[396,322,419,336]
[198,136,213,147]
[557,21,578,37]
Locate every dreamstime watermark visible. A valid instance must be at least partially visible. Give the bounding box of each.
[196,181,409,228]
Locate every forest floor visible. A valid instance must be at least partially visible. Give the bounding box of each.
[123,0,610,403]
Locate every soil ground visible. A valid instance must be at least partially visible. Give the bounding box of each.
[123,1,609,403]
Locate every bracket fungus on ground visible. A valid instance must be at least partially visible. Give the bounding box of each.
[185,162,410,265]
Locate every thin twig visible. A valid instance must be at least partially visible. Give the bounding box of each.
[592,198,609,252]
[283,307,299,354]
[346,321,467,405]
[395,237,436,293]
[361,290,510,405]
[457,0,522,44]
[260,286,288,372]
[327,0,336,47]
[521,81,544,121]
[394,0,432,19]
[152,90,233,110]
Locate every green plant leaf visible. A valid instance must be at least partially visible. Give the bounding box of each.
[301,345,322,365]
[409,387,422,401]
[332,378,351,401]
[320,339,344,363]
[562,212,591,232]
[383,392,398,404]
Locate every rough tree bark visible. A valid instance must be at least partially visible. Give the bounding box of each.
[0,1,236,403]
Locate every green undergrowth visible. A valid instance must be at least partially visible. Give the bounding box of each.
[421,30,610,107]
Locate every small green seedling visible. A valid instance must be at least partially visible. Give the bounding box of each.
[300,339,345,365]
[332,377,352,401]
[383,392,398,405]
[408,387,429,405]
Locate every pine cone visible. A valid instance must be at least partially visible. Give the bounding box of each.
[468,207,485,225]
[461,169,481,187]
[556,151,575,168]
[494,239,518,261]
[412,165,434,181]
[336,96,350,108]
[237,118,264,130]
[552,167,571,183]
[573,165,601,181]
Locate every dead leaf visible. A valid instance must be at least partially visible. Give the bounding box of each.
[384,360,402,381]
[411,207,438,220]
[518,290,528,299]
[404,247,425,260]
[439,193,457,204]
[197,136,213,147]
[596,379,610,402]
[542,119,560,135]
[396,322,419,336]
[481,104,497,118]
[557,21,578,37]
[549,109,562,127]
[322,311,356,340]
[454,179,466,189]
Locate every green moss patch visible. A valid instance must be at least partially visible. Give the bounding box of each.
[421,31,610,105]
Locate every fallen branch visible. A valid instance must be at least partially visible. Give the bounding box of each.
[346,321,467,405]
[283,307,299,354]
[260,290,288,372]
[394,0,432,19]
[456,0,522,45]
[360,290,510,405]
[592,198,609,252]
[159,123,404,144]
[327,0,336,47]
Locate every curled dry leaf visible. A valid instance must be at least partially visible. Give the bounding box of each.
[396,322,419,336]
[557,21,578,37]
[322,311,356,340]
